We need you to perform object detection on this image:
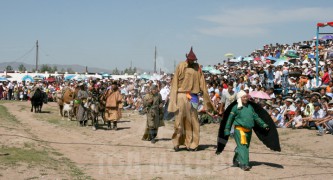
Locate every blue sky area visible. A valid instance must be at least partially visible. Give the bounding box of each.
[1,0,333,72]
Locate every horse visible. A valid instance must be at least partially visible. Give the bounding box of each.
[57,88,74,117]
[30,88,46,113]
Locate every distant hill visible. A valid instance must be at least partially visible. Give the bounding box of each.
[0,61,149,74]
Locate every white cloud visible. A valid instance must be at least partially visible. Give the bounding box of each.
[197,7,333,37]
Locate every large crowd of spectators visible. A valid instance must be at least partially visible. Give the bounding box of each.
[1,37,333,136]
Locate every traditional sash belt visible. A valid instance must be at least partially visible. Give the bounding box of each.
[235,126,251,145]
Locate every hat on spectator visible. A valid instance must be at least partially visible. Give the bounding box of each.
[265,100,273,106]
[328,100,333,105]
[285,98,294,103]
[313,102,321,107]
[321,95,331,102]
[311,92,321,98]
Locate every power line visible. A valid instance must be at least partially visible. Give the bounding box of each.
[39,47,59,64]
[13,45,35,62]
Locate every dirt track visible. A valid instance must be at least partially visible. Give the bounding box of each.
[1,101,333,179]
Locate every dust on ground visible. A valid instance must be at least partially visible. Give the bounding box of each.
[0,101,332,179]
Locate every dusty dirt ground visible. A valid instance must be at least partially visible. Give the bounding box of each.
[0,101,333,180]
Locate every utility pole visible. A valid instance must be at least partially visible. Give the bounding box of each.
[154,46,157,73]
[36,40,39,72]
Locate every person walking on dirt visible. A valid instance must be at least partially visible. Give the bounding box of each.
[142,85,164,143]
[77,83,89,126]
[102,81,123,130]
[221,90,269,171]
[168,47,215,151]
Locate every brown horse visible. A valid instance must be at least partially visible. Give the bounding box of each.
[57,88,74,117]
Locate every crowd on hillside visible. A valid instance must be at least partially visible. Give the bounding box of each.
[1,37,333,135]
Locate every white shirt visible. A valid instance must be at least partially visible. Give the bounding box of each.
[208,87,214,94]
[7,82,14,89]
[274,70,282,85]
[160,86,170,101]
[269,93,276,98]
[312,109,326,119]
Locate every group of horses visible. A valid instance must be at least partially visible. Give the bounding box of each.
[56,88,106,128]
[29,86,106,130]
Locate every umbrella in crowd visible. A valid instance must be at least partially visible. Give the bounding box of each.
[45,77,56,83]
[139,74,152,80]
[243,57,254,61]
[64,74,76,81]
[266,56,278,63]
[33,75,44,81]
[224,53,234,58]
[101,73,111,78]
[72,75,88,81]
[22,75,34,82]
[0,77,9,82]
[321,35,333,40]
[202,66,214,72]
[285,52,298,58]
[273,59,288,66]
[249,91,271,100]
[229,58,240,63]
[209,69,222,75]
[288,58,297,64]
[279,56,288,60]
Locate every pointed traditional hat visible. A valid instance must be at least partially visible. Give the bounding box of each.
[186,47,198,61]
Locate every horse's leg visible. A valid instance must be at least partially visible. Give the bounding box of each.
[59,105,64,116]
[40,104,43,113]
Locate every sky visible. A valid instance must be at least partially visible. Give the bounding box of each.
[1,0,333,73]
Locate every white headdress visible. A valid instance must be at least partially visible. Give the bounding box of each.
[237,90,247,109]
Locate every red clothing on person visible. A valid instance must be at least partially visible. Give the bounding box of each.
[322,72,330,84]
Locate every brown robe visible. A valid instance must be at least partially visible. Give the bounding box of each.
[103,89,123,122]
[168,61,214,149]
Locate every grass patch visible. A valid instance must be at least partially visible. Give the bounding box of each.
[0,146,50,166]
[51,151,63,156]
[59,157,92,180]
[0,103,90,179]
[0,146,91,179]
[0,105,19,124]
[25,177,39,180]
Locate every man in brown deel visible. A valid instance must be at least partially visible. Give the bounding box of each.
[102,81,123,130]
[168,47,215,151]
